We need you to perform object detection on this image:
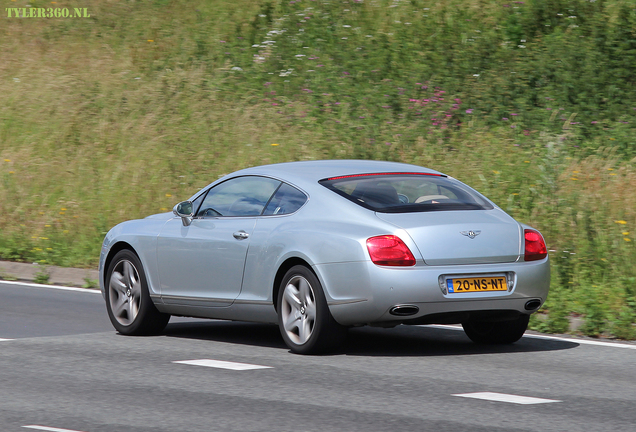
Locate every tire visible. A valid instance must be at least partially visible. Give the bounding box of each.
[277,265,347,354]
[105,249,170,335]
[462,314,529,344]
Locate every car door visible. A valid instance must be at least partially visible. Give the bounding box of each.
[156,176,281,306]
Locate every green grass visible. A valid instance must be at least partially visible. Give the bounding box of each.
[1,0,635,338]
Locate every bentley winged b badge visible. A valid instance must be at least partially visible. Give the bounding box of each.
[460,230,481,239]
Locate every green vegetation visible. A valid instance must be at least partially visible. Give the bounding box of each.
[34,266,51,285]
[1,0,634,338]
[83,277,99,289]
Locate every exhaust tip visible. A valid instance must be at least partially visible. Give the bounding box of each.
[389,305,420,316]
[525,299,542,311]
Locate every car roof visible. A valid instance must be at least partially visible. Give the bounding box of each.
[228,160,444,190]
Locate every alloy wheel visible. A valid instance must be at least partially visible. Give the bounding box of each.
[281,275,317,345]
[108,259,142,326]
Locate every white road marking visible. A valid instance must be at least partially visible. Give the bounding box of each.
[0,338,13,342]
[0,280,100,294]
[23,426,87,432]
[523,333,636,349]
[173,359,273,370]
[452,392,562,405]
[427,325,636,350]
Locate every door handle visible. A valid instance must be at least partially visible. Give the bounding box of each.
[233,231,250,240]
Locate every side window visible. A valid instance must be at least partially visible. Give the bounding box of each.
[262,183,307,215]
[197,176,280,217]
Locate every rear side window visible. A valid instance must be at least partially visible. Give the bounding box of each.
[319,173,493,213]
[262,183,307,215]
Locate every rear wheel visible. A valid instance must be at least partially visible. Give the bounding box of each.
[277,265,347,354]
[105,249,170,335]
[462,314,529,344]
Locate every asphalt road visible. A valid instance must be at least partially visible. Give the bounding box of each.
[1,281,635,432]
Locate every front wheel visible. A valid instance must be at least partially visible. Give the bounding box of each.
[462,314,529,344]
[277,265,347,354]
[105,249,170,335]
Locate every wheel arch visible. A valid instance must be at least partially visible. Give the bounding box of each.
[103,241,138,287]
[272,257,316,312]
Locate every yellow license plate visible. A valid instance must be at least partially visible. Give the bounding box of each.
[447,276,508,293]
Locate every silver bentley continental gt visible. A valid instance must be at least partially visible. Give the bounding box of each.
[99,160,549,354]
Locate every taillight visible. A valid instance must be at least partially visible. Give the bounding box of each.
[524,229,547,261]
[366,235,416,266]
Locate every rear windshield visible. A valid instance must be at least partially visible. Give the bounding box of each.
[319,173,493,213]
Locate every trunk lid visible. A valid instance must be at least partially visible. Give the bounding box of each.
[376,209,521,265]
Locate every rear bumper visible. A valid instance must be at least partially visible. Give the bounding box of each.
[315,258,550,326]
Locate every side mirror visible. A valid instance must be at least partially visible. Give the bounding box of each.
[173,201,194,226]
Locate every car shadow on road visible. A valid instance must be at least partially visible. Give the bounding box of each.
[343,325,578,357]
[164,319,288,349]
[162,319,579,356]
